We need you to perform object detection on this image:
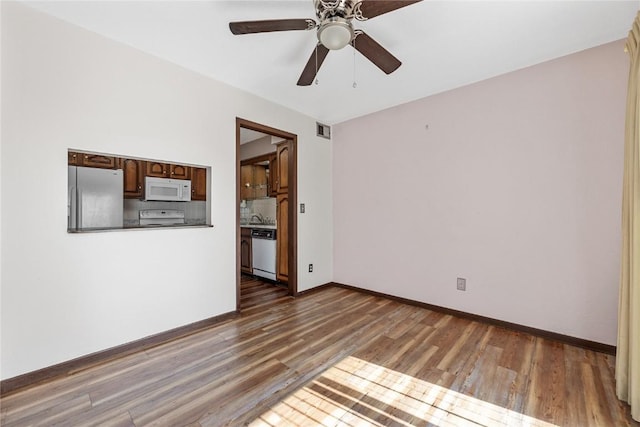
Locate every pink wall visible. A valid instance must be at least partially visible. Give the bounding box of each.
[333,40,627,345]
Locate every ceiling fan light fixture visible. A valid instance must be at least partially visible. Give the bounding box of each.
[318,17,354,50]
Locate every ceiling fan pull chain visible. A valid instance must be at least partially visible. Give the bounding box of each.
[352,38,357,88]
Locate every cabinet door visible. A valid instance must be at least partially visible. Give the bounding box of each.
[268,154,277,197]
[146,161,169,177]
[276,193,288,283]
[191,167,207,201]
[121,158,145,199]
[81,153,117,169]
[240,165,254,200]
[170,164,191,180]
[276,142,290,194]
[253,165,268,199]
[240,229,253,274]
[68,151,80,165]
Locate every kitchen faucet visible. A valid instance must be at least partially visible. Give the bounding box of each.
[250,213,264,224]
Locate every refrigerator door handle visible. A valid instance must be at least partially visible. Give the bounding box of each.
[78,188,83,230]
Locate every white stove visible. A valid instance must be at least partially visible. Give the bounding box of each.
[139,209,185,226]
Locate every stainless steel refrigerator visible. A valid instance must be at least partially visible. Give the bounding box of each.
[68,166,123,231]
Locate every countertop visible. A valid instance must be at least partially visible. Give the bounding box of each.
[240,223,277,230]
[69,224,213,233]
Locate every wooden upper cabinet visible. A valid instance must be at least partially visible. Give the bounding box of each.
[146,161,169,177]
[146,161,193,180]
[240,165,254,200]
[120,158,145,199]
[69,150,208,202]
[276,141,290,194]
[170,164,191,180]
[253,165,268,199]
[68,151,80,165]
[191,167,207,201]
[269,153,277,197]
[80,153,117,169]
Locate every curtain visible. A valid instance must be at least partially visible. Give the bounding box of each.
[617,11,640,423]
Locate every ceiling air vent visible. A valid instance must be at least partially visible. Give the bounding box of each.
[316,122,331,140]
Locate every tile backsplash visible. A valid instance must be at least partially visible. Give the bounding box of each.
[240,198,276,224]
[124,200,206,225]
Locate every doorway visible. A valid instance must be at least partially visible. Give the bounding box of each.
[236,118,298,311]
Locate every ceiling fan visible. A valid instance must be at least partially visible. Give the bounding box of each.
[229,0,423,86]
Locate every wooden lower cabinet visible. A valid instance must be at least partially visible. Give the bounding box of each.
[276,193,288,283]
[241,228,253,274]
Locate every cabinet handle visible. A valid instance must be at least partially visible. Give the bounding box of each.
[138,185,142,190]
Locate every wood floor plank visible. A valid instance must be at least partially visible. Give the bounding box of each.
[2,276,638,426]
[524,339,567,425]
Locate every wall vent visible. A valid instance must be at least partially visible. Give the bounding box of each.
[316,122,331,140]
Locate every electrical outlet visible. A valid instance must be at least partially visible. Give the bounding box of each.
[457,277,466,291]
[308,264,313,273]
[300,203,305,213]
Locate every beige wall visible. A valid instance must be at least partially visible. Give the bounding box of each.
[333,40,627,345]
[240,136,276,161]
[0,2,333,379]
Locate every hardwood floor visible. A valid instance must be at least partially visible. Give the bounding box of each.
[1,276,637,426]
[240,274,290,310]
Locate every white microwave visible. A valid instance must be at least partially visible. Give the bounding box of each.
[145,177,191,202]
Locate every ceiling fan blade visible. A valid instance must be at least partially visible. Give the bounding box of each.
[352,32,401,74]
[358,0,422,19]
[229,19,315,35]
[297,44,330,86]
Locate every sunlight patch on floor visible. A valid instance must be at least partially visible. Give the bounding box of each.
[250,356,558,427]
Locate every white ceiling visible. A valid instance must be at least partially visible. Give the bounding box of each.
[25,1,640,124]
[240,128,269,144]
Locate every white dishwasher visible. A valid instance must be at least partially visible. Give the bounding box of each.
[251,229,277,281]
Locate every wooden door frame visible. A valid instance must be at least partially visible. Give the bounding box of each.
[235,118,298,310]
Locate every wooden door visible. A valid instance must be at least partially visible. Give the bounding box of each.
[191,167,207,201]
[276,193,288,283]
[276,142,289,194]
[146,161,169,177]
[170,164,191,180]
[121,158,144,198]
